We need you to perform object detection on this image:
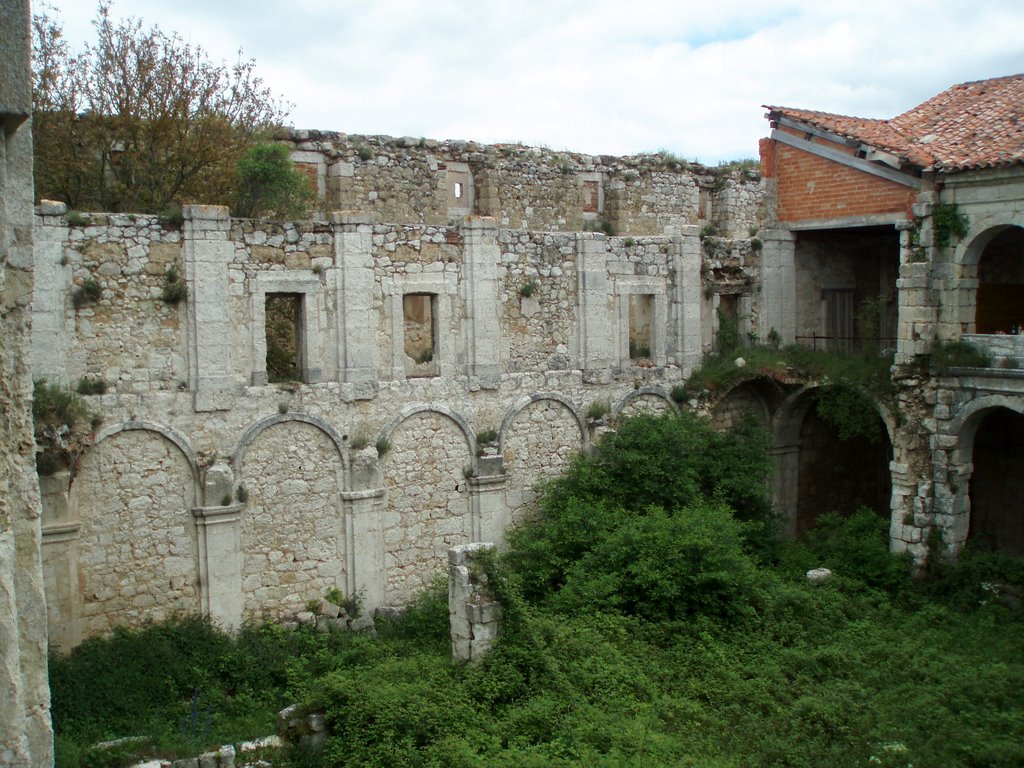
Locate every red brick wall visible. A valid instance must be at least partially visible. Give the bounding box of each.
[765,141,916,223]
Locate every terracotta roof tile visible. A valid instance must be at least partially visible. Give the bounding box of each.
[765,74,1024,172]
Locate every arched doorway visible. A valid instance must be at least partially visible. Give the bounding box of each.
[968,408,1024,555]
[783,390,893,536]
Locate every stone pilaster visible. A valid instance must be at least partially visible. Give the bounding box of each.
[332,212,377,393]
[39,472,80,653]
[575,234,613,381]
[461,217,501,388]
[468,457,507,544]
[183,205,234,411]
[192,505,244,631]
[671,226,703,372]
[758,228,796,344]
[341,447,386,612]
[31,202,71,387]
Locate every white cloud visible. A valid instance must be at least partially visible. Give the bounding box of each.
[39,0,1024,162]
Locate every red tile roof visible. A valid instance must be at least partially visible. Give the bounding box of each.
[765,74,1024,172]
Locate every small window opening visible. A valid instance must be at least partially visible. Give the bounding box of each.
[628,294,654,361]
[266,293,304,382]
[404,293,437,377]
[582,180,599,214]
[453,181,463,200]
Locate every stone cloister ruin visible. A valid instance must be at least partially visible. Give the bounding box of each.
[22,76,1024,654]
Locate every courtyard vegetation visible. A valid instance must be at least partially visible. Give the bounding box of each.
[50,412,1024,767]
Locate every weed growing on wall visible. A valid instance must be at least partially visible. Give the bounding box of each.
[929,338,992,374]
[32,379,100,476]
[932,202,969,248]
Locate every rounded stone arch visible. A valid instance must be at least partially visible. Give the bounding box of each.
[613,387,677,420]
[231,412,348,473]
[498,392,588,453]
[772,384,898,448]
[946,395,1024,555]
[771,384,894,537]
[234,413,348,622]
[378,404,474,604]
[92,420,201,493]
[710,379,774,433]
[957,223,1024,334]
[950,393,1024,446]
[71,421,201,638]
[380,403,474,452]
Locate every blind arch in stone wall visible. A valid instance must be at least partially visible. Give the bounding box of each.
[501,393,586,526]
[237,417,346,622]
[613,387,676,419]
[73,425,199,637]
[379,406,472,604]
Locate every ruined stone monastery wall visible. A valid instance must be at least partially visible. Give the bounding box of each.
[33,156,764,649]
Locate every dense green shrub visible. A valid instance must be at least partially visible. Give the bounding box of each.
[507,412,770,601]
[233,143,314,220]
[552,503,760,622]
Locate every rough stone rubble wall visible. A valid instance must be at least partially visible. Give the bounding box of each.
[1,0,55,764]
[284,130,761,237]
[31,138,765,649]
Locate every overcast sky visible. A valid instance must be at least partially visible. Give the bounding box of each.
[38,0,1024,163]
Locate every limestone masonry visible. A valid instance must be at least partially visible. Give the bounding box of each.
[27,75,1024,656]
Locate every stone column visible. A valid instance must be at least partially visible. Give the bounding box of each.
[895,261,936,366]
[461,217,501,388]
[758,229,796,344]
[32,201,72,386]
[341,447,386,613]
[333,212,377,395]
[183,205,235,411]
[468,456,507,545]
[671,226,703,372]
[575,234,613,382]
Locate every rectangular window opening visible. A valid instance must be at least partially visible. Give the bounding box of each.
[716,294,740,352]
[628,294,654,361]
[265,293,304,383]
[453,181,463,200]
[404,293,437,378]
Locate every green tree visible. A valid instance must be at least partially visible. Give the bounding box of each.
[32,2,289,213]
[233,142,313,219]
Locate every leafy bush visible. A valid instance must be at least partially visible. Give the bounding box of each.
[805,508,911,590]
[507,412,770,601]
[552,503,760,622]
[233,143,314,220]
